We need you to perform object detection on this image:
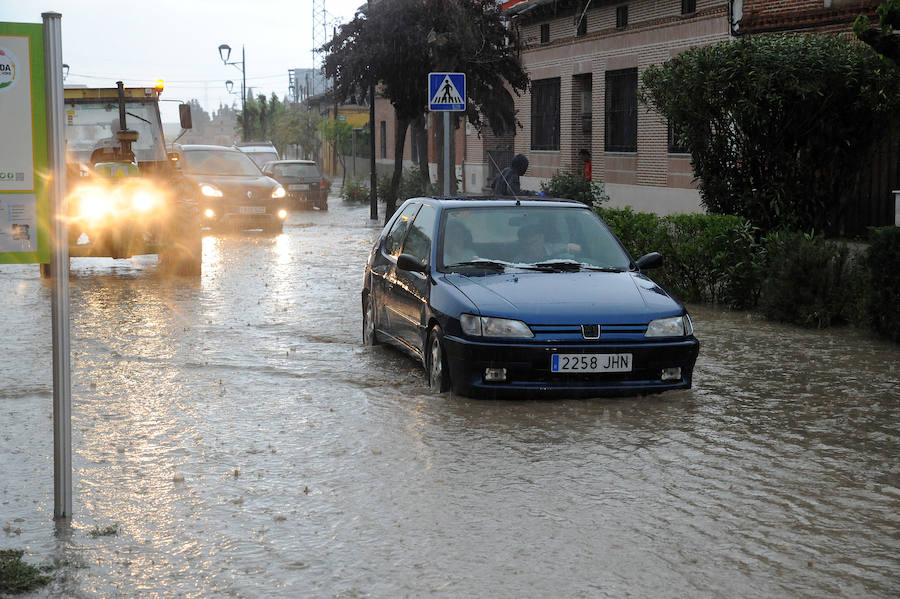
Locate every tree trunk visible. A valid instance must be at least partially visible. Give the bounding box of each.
[412,116,429,188]
[386,115,411,222]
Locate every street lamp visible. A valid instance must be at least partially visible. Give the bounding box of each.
[62,63,69,80]
[218,43,246,141]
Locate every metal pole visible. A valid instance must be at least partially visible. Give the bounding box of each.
[241,45,246,142]
[42,11,72,520]
[443,111,450,196]
[368,0,377,222]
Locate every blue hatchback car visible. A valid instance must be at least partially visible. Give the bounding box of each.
[362,197,700,398]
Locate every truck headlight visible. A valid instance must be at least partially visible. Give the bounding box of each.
[200,184,223,198]
[271,185,286,199]
[131,191,157,213]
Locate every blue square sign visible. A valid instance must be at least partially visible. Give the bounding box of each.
[429,72,466,111]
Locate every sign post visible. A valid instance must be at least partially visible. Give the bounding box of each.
[0,14,70,519]
[428,73,465,196]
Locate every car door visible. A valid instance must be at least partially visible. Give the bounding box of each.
[392,203,437,355]
[377,202,421,340]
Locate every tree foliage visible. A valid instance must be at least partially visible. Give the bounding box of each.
[641,34,900,234]
[854,0,900,65]
[322,0,529,219]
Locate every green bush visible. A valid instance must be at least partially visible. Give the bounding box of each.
[758,232,861,328]
[398,165,436,200]
[597,208,762,308]
[540,171,609,207]
[865,227,900,341]
[597,207,664,261]
[341,178,370,203]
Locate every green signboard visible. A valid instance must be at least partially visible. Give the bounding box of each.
[0,22,49,264]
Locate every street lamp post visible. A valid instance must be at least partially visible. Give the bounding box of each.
[218,43,246,141]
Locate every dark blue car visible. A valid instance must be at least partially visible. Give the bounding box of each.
[362,197,699,398]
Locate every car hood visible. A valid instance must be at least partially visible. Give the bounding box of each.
[184,173,280,199]
[443,271,681,324]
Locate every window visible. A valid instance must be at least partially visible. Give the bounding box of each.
[540,23,550,44]
[576,15,587,37]
[605,68,637,152]
[380,121,387,159]
[580,86,592,134]
[384,203,421,257]
[616,5,628,29]
[402,204,437,263]
[681,0,696,14]
[531,78,560,151]
[668,120,689,154]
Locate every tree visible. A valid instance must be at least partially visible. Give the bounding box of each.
[322,0,529,220]
[318,119,354,183]
[855,0,900,65]
[641,34,900,234]
[237,92,288,141]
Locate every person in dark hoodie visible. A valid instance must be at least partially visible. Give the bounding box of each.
[492,153,538,196]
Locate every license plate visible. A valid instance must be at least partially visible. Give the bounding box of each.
[238,206,266,214]
[551,353,632,373]
[288,184,309,191]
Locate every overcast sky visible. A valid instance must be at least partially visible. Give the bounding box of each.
[4,0,364,121]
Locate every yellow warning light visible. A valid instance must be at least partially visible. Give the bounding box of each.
[154,79,165,93]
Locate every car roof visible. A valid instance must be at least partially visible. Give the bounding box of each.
[407,196,587,209]
[176,144,241,153]
[265,160,317,165]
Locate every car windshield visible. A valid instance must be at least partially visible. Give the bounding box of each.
[271,163,321,178]
[439,205,632,271]
[181,150,261,176]
[242,151,279,168]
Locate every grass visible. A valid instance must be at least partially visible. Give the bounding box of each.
[88,523,119,538]
[0,549,52,595]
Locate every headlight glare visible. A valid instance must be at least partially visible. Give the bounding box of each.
[271,185,286,199]
[200,184,222,198]
[460,313,533,338]
[131,191,156,212]
[645,316,688,337]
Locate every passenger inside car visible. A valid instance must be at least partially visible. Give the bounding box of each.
[443,221,477,265]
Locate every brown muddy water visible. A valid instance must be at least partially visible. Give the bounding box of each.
[1,200,898,598]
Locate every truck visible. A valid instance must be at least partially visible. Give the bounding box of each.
[43,80,201,276]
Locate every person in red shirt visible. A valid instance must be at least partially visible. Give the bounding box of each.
[579,149,592,180]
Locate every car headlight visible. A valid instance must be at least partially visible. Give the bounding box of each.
[645,315,692,337]
[271,185,286,199]
[460,314,534,338]
[200,184,223,198]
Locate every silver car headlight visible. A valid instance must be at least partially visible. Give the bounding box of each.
[460,314,534,338]
[271,185,286,199]
[645,315,692,337]
[200,183,223,198]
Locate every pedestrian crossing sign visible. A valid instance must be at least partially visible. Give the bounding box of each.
[428,72,466,111]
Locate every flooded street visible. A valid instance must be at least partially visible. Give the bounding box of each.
[2,199,899,598]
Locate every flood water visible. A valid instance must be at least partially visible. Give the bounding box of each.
[1,199,898,598]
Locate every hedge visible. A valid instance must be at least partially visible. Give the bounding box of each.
[596,207,900,341]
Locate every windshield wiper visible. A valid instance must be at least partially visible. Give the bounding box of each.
[445,259,509,271]
[126,111,151,125]
[529,260,627,273]
[531,260,583,271]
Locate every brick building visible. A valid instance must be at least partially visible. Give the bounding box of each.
[371,0,890,221]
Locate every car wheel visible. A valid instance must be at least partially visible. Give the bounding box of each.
[362,291,380,346]
[427,325,451,393]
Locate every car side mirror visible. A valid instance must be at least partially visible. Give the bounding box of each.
[397,253,428,274]
[635,252,663,270]
[179,104,193,129]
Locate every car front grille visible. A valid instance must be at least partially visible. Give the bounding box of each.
[528,323,648,341]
